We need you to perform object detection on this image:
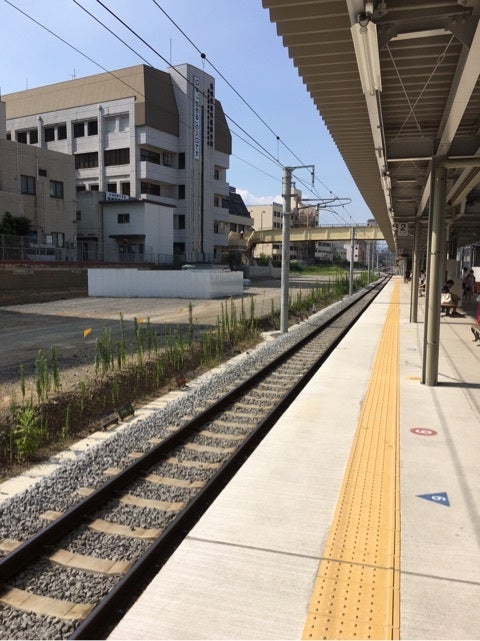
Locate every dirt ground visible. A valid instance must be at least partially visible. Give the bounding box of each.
[0,275,333,411]
[0,280,290,411]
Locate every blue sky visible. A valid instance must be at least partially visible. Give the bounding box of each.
[1,0,372,225]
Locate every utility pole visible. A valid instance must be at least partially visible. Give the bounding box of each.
[349,227,355,295]
[367,239,371,285]
[280,168,292,334]
[280,164,315,333]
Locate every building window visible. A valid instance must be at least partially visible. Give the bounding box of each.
[118,213,130,224]
[51,232,64,248]
[141,182,160,196]
[104,148,130,166]
[214,195,220,207]
[141,149,174,167]
[174,242,185,255]
[73,122,85,138]
[178,152,185,169]
[76,185,86,192]
[119,115,129,132]
[121,182,130,196]
[105,116,116,133]
[16,129,38,144]
[214,167,220,180]
[38,168,47,177]
[174,214,185,230]
[75,152,99,169]
[58,124,67,140]
[50,180,64,199]
[107,183,117,193]
[140,149,160,165]
[90,184,99,191]
[87,119,98,136]
[20,175,36,195]
[178,184,185,199]
[76,210,82,221]
[44,127,55,142]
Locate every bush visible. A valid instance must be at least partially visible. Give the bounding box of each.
[12,404,42,461]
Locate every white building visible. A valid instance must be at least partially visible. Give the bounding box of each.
[248,203,283,260]
[3,64,233,264]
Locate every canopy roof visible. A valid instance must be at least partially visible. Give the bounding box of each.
[262,0,480,259]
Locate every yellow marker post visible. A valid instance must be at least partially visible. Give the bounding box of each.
[83,328,92,339]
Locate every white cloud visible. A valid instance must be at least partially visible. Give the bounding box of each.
[236,189,283,206]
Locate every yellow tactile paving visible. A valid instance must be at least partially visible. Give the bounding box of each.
[303,282,400,640]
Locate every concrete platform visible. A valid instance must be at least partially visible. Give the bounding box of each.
[108,277,480,640]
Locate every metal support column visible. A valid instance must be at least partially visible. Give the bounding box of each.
[423,157,447,386]
[410,221,422,323]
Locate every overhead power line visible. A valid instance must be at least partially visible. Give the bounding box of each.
[149,1,358,215]
[72,0,153,67]
[5,0,360,222]
[3,0,146,99]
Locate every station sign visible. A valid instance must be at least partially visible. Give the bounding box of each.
[397,222,410,237]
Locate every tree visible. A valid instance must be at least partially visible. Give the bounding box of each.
[14,217,32,236]
[0,212,16,235]
[0,212,32,236]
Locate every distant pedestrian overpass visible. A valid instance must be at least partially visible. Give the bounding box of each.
[228,225,384,251]
[252,225,384,244]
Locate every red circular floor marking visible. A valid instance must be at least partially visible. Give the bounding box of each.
[410,427,437,436]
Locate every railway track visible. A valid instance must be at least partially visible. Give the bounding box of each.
[0,277,389,640]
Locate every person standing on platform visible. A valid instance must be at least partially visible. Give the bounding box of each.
[464,269,476,305]
[418,270,426,297]
[461,266,469,303]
